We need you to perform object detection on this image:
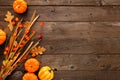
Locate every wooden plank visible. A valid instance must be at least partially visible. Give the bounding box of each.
[1,22,120,54]
[1,6,120,21]
[54,71,120,80]
[0,0,99,6]
[2,0,120,6]
[40,22,93,54]
[102,0,120,5]
[89,22,120,54]
[39,22,120,54]
[38,55,120,71]
[6,70,120,80]
[14,55,120,71]
[3,54,120,79]
[0,22,93,55]
[40,22,120,39]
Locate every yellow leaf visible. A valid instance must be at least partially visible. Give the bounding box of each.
[14,41,18,46]
[8,24,13,31]
[4,11,14,22]
[3,60,9,66]
[31,46,46,56]
[4,11,14,31]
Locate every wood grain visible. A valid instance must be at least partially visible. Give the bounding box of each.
[3,0,120,6]
[13,55,120,71]
[7,70,120,80]
[1,22,120,54]
[0,0,99,6]
[1,6,120,21]
[38,55,120,71]
[1,0,120,80]
[36,22,120,54]
[54,71,120,80]
[102,0,120,5]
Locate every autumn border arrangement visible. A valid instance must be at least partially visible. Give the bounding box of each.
[0,11,46,80]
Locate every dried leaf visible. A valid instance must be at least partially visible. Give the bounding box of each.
[4,11,14,22]
[8,24,13,31]
[3,60,9,66]
[13,56,17,60]
[31,46,46,56]
[24,21,30,28]
[0,11,42,79]
[13,41,18,46]
[6,60,13,68]
[4,11,14,31]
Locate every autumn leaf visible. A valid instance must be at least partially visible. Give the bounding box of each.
[8,24,13,31]
[13,41,18,47]
[0,11,43,80]
[3,60,9,66]
[31,46,46,56]
[4,11,14,22]
[4,11,14,31]
[24,21,30,28]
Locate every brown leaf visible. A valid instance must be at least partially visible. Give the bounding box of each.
[14,41,18,46]
[4,11,14,22]
[31,46,46,56]
[8,24,13,31]
[24,21,30,27]
[4,11,14,31]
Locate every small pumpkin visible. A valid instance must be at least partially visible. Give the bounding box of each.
[0,29,6,45]
[24,58,40,73]
[23,73,38,80]
[38,66,54,80]
[13,0,27,14]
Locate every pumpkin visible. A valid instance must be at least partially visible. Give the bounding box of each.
[24,58,40,73]
[23,73,38,80]
[0,29,6,45]
[13,0,27,14]
[38,66,54,80]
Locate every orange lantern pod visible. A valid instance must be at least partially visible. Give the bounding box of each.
[4,51,7,55]
[15,17,19,22]
[40,22,44,27]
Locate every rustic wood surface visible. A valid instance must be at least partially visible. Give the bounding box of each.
[0,0,120,80]
[0,0,100,6]
[1,6,120,22]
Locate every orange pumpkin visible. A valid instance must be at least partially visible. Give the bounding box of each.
[13,0,27,14]
[38,66,54,80]
[23,73,38,80]
[24,58,40,73]
[0,29,6,45]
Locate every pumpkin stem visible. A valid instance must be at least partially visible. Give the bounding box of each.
[49,68,57,72]
[53,68,57,71]
[16,5,21,9]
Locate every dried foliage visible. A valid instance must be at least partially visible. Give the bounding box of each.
[0,11,46,80]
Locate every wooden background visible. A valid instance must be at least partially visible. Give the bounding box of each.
[1,0,120,80]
